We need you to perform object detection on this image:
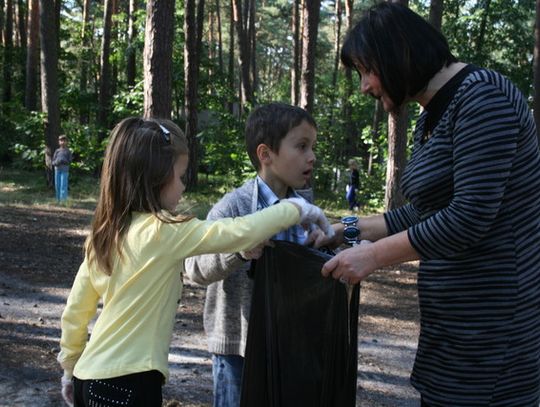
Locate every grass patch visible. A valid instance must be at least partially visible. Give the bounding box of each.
[0,167,381,220]
[0,167,99,208]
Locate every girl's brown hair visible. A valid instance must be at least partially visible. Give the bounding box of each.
[86,117,192,275]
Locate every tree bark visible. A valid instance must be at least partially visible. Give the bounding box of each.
[3,0,13,109]
[98,0,113,133]
[216,0,223,75]
[184,0,205,189]
[290,0,300,105]
[331,0,342,91]
[79,0,91,123]
[385,105,408,210]
[126,0,137,88]
[228,0,235,114]
[299,0,320,114]
[39,0,61,187]
[17,0,26,50]
[232,0,253,107]
[143,0,175,119]
[385,0,409,210]
[429,0,443,30]
[534,0,540,142]
[475,0,491,60]
[342,0,355,158]
[368,100,384,176]
[25,0,39,111]
[248,0,257,96]
[0,0,4,46]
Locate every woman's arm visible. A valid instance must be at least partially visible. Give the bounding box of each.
[321,230,419,284]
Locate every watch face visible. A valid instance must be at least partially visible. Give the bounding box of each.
[343,226,360,241]
[342,215,358,226]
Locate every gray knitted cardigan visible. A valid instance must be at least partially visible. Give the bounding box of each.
[185,179,263,356]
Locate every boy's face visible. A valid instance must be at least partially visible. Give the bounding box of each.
[59,138,67,147]
[260,120,317,191]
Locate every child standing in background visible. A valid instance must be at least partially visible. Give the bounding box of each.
[57,117,332,407]
[345,158,360,211]
[52,135,72,202]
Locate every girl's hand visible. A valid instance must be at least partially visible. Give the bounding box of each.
[61,373,74,407]
[321,240,378,285]
[281,198,335,239]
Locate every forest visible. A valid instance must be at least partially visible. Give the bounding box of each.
[0,0,538,210]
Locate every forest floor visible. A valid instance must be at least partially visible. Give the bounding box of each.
[0,202,421,407]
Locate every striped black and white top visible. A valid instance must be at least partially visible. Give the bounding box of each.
[385,67,540,406]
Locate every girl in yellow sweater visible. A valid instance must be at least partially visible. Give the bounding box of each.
[58,117,332,406]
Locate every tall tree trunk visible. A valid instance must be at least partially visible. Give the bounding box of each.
[143,0,175,119]
[368,100,384,176]
[329,0,342,126]
[475,0,491,61]
[112,0,119,99]
[385,0,409,210]
[215,0,223,75]
[54,0,60,54]
[429,0,443,30]
[79,0,91,123]
[208,4,215,78]
[342,0,355,158]
[126,0,137,88]
[299,0,320,114]
[290,0,300,105]
[98,0,113,133]
[25,0,39,111]
[3,0,13,110]
[331,0,342,91]
[534,0,540,142]
[228,0,235,114]
[248,0,257,96]
[184,0,205,189]
[17,0,27,98]
[232,0,253,108]
[0,0,4,46]
[39,0,60,187]
[17,0,26,50]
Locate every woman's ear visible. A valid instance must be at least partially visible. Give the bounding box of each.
[256,143,272,166]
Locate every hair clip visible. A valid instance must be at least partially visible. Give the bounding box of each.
[158,124,171,143]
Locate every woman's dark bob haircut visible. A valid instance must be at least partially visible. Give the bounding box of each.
[341,3,456,107]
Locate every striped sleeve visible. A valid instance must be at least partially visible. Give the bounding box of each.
[384,203,422,235]
[408,81,520,259]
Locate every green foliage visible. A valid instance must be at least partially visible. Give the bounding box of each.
[0,0,535,214]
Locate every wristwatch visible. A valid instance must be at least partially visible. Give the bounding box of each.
[341,215,360,246]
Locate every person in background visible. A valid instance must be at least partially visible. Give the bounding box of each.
[52,135,73,202]
[185,102,322,407]
[57,117,332,407]
[345,158,360,211]
[321,3,540,406]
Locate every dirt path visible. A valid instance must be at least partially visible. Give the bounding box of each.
[0,204,420,406]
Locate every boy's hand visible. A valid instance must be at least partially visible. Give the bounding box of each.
[304,226,325,248]
[307,222,343,249]
[281,198,335,239]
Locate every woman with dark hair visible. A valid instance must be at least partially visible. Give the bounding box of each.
[321,3,540,406]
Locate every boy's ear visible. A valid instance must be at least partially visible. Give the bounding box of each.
[256,143,273,166]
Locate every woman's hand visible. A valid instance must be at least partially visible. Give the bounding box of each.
[321,240,378,285]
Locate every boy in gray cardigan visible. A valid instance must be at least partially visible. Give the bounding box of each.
[185,103,320,407]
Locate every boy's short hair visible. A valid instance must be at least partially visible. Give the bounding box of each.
[245,103,316,171]
[59,135,68,141]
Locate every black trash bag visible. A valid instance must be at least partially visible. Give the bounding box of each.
[240,241,360,407]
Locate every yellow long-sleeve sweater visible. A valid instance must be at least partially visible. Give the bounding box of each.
[58,202,299,381]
